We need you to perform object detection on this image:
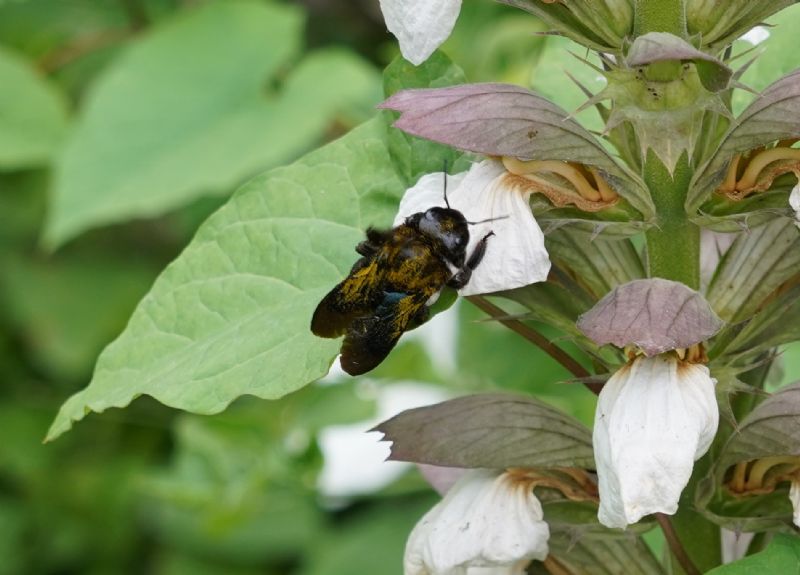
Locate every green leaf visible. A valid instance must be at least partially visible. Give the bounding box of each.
[0,499,26,575]
[538,530,664,575]
[0,252,158,381]
[719,382,800,468]
[545,229,645,300]
[299,496,437,575]
[46,117,404,441]
[382,51,467,185]
[498,0,631,52]
[0,45,68,169]
[501,281,594,338]
[373,393,596,468]
[457,301,599,424]
[706,219,800,322]
[44,1,380,246]
[706,534,800,575]
[139,393,358,564]
[722,284,800,360]
[497,282,622,370]
[689,1,796,52]
[0,171,47,246]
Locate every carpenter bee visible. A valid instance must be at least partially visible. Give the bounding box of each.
[311,174,498,375]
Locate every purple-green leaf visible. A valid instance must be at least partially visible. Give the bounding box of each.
[576,278,724,355]
[372,393,594,469]
[379,82,653,217]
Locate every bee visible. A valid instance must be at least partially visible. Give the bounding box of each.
[311,174,498,375]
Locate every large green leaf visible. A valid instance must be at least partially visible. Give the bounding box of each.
[46,118,404,440]
[44,1,380,246]
[0,252,158,381]
[0,45,68,169]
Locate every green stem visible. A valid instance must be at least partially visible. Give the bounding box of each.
[634,0,687,37]
[643,151,700,288]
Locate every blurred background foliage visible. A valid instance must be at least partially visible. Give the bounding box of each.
[1,0,798,573]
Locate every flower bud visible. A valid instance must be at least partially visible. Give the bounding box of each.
[378,0,462,65]
[404,469,549,574]
[593,355,719,528]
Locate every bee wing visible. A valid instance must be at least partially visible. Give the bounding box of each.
[311,257,386,338]
[339,291,429,376]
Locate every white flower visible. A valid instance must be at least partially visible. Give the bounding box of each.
[379,0,462,65]
[394,159,551,296]
[790,184,800,228]
[790,480,800,528]
[404,469,549,575]
[593,355,719,528]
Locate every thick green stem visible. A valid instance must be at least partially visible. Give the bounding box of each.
[634,0,687,37]
[643,151,699,288]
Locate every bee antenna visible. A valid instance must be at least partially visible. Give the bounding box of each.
[467,215,510,225]
[442,160,451,209]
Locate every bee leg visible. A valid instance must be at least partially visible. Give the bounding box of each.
[355,227,392,258]
[355,241,378,258]
[447,231,494,289]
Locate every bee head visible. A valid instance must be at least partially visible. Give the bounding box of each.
[407,207,469,264]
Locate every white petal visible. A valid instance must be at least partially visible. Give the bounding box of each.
[790,480,800,528]
[395,160,551,296]
[594,355,719,528]
[404,470,549,575]
[790,184,800,228]
[379,0,462,66]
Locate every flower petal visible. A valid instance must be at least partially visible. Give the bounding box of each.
[790,184,800,228]
[404,470,549,574]
[379,0,462,66]
[791,480,800,528]
[394,160,551,296]
[594,355,719,528]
